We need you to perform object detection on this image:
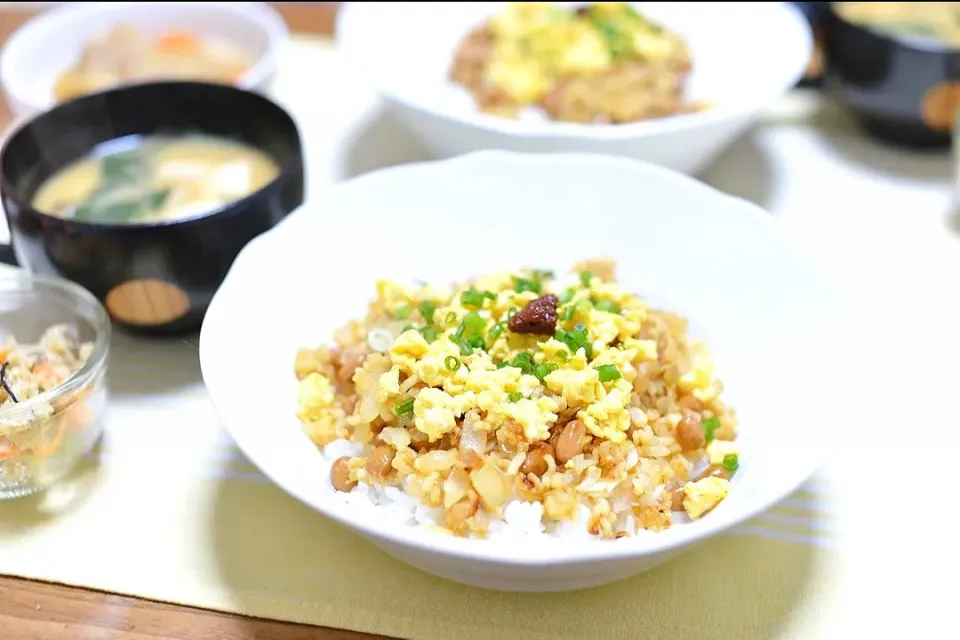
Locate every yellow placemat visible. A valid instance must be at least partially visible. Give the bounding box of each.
[0,35,951,640]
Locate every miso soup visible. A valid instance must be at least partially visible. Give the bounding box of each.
[32,134,281,224]
[835,2,960,46]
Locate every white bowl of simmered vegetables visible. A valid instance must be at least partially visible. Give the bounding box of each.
[0,1,288,120]
[337,2,812,175]
[0,273,109,499]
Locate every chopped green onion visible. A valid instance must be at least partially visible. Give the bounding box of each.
[444,355,460,371]
[702,416,721,443]
[507,391,523,402]
[532,269,554,281]
[445,311,457,324]
[561,306,576,323]
[496,361,509,369]
[593,299,621,314]
[401,324,417,334]
[419,325,438,342]
[462,311,486,333]
[596,364,621,382]
[556,323,591,357]
[459,334,486,355]
[454,311,485,344]
[419,300,437,324]
[393,304,412,320]
[556,350,568,362]
[579,271,594,287]
[513,277,542,295]
[394,398,415,417]
[558,288,575,305]
[488,323,504,340]
[513,352,535,367]
[461,287,495,308]
[534,362,559,381]
[509,352,537,376]
[722,453,739,472]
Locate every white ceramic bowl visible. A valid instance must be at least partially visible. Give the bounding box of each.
[0,1,289,120]
[199,151,841,591]
[336,2,812,175]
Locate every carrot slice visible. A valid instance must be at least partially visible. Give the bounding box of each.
[0,439,19,460]
[155,31,202,55]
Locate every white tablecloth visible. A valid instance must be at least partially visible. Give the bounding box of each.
[279,46,959,637]
[0,37,956,639]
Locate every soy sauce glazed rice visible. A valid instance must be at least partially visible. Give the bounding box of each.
[294,259,740,539]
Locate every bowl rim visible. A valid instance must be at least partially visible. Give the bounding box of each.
[200,150,839,566]
[825,1,960,54]
[0,0,289,116]
[0,80,304,231]
[0,272,111,425]
[335,1,813,140]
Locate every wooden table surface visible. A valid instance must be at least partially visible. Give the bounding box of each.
[0,5,389,639]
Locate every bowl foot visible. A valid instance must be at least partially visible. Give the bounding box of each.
[371,539,683,591]
[856,113,951,150]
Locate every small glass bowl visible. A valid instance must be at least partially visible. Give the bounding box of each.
[0,273,110,498]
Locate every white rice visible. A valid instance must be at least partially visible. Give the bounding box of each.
[321,438,664,541]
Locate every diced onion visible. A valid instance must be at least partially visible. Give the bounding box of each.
[459,418,487,456]
[443,468,471,508]
[470,464,509,509]
[367,329,394,353]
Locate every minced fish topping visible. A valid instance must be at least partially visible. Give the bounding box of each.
[295,259,739,539]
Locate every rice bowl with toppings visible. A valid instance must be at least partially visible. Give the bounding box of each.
[295,258,740,540]
[201,150,837,590]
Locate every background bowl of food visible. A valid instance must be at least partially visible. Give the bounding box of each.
[200,151,841,591]
[0,81,304,335]
[336,2,813,175]
[0,1,288,121]
[0,272,110,499]
[824,2,960,148]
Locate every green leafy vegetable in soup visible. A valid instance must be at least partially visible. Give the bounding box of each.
[32,134,280,224]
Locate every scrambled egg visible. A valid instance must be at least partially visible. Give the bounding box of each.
[483,2,689,106]
[706,439,740,466]
[296,372,339,443]
[682,476,731,520]
[382,268,650,446]
[294,259,741,536]
[298,264,723,455]
[296,372,334,422]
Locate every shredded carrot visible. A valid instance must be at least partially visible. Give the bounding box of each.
[35,427,66,456]
[0,439,19,461]
[67,402,92,432]
[155,30,202,55]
